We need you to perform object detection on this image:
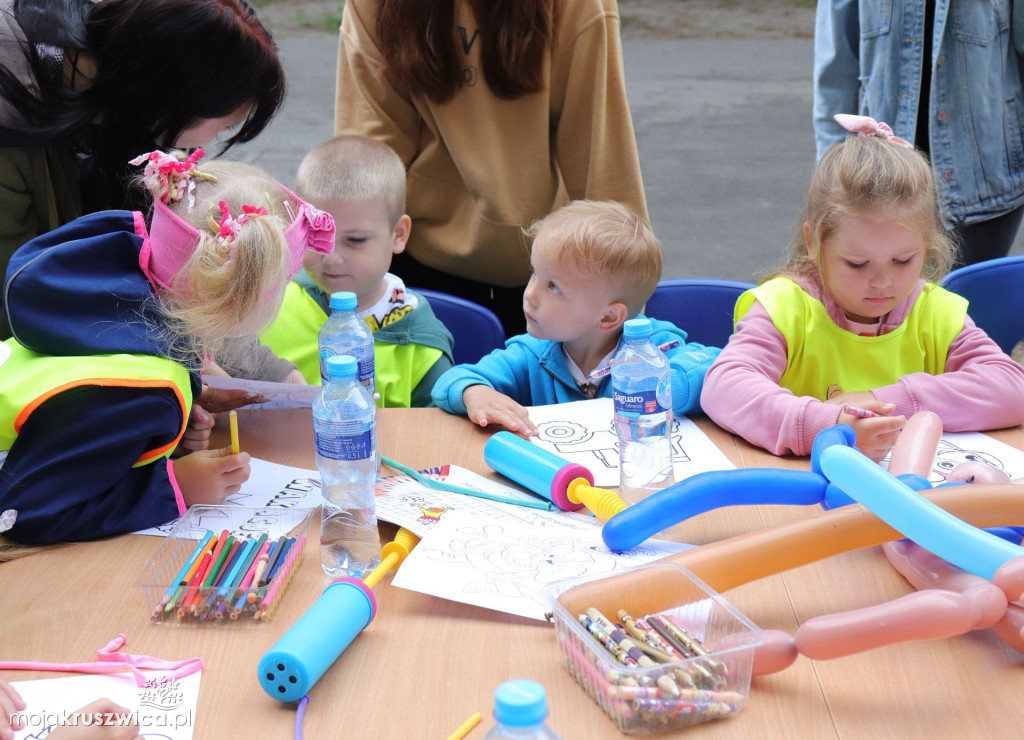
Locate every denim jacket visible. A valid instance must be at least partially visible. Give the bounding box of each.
[814,0,1024,227]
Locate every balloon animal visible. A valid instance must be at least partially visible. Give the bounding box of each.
[593,411,1024,674]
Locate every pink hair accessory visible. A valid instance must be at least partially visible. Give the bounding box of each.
[136,165,335,293]
[128,148,216,212]
[834,114,913,149]
[211,200,269,251]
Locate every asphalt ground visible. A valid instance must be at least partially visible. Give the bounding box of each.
[228,31,1024,283]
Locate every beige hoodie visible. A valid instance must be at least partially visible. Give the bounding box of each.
[335,0,647,288]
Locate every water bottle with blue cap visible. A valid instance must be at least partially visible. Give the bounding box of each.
[483,680,561,739]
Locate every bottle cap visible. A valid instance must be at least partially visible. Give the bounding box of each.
[622,317,653,339]
[324,354,358,379]
[329,291,358,311]
[493,679,548,727]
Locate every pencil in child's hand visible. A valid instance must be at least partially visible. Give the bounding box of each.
[842,405,880,419]
[229,409,240,454]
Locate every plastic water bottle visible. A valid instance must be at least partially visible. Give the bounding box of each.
[482,680,561,739]
[611,317,675,505]
[314,355,380,578]
[318,291,374,393]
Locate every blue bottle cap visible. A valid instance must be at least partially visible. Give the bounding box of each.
[493,679,548,727]
[329,292,358,311]
[324,355,358,379]
[622,317,653,339]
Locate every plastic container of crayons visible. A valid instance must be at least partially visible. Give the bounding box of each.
[543,562,764,734]
[137,506,315,626]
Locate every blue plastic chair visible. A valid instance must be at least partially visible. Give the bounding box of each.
[413,288,507,365]
[642,278,755,349]
[939,255,1024,355]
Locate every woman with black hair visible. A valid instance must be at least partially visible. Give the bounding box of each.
[0,0,287,339]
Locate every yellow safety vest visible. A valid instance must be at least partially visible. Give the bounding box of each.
[261,283,441,408]
[0,339,193,466]
[735,277,967,400]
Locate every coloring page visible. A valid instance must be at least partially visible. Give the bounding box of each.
[526,398,735,487]
[392,510,692,621]
[11,671,201,740]
[135,458,321,536]
[375,464,601,538]
[882,431,1024,484]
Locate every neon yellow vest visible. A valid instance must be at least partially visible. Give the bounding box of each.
[0,339,193,466]
[261,283,441,408]
[735,277,967,400]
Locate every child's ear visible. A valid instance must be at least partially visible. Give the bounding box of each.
[392,214,412,254]
[598,302,629,332]
[803,221,817,261]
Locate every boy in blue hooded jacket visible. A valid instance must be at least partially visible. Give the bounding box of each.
[431,201,720,436]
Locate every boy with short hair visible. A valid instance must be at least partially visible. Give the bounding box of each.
[260,135,454,407]
[431,200,720,436]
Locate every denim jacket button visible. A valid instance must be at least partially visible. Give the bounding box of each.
[944,170,954,179]
[937,111,947,122]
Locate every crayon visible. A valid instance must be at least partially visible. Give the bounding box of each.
[258,536,287,588]
[445,712,481,740]
[159,531,214,606]
[264,537,294,583]
[579,614,637,666]
[259,536,305,619]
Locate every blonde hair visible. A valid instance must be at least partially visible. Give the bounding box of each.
[140,157,297,361]
[770,135,956,284]
[526,200,662,316]
[295,135,407,225]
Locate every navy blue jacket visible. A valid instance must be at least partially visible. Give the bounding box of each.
[1,211,200,543]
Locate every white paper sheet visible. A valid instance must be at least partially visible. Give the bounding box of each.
[202,374,319,409]
[392,510,692,621]
[10,671,201,740]
[882,430,1024,484]
[526,398,735,487]
[135,457,322,536]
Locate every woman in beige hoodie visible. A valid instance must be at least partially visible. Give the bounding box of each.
[335,0,648,336]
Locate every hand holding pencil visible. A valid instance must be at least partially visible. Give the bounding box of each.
[831,396,904,462]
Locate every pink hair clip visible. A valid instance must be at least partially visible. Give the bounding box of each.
[211,200,269,251]
[129,148,217,212]
[834,114,913,149]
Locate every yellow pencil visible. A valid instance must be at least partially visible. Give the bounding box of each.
[229,410,240,454]
[445,712,481,740]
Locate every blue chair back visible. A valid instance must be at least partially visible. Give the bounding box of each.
[413,288,507,365]
[643,278,755,348]
[939,255,1024,355]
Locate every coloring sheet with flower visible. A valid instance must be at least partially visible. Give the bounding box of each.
[391,510,692,621]
[10,671,201,740]
[526,398,735,487]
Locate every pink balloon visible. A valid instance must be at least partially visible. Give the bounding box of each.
[888,410,942,477]
[946,460,1012,484]
[750,629,798,676]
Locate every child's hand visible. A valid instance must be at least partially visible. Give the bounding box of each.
[197,385,266,413]
[463,386,538,437]
[0,679,26,740]
[173,447,251,506]
[48,699,140,739]
[174,403,216,455]
[831,399,904,462]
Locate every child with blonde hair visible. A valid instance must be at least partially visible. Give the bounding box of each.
[0,149,335,544]
[701,115,1024,460]
[432,200,720,436]
[258,134,454,407]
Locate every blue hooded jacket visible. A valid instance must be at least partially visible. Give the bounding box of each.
[431,319,721,416]
[1,211,199,543]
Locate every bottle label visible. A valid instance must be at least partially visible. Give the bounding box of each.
[314,422,375,461]
[613,377,671,415]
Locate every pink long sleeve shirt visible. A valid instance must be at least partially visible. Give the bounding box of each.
[700,277,1024,456]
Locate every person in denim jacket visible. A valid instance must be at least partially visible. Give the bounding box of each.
[814,0,1024,267]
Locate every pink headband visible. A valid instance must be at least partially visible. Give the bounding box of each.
[834,114,913,149]
[135,151,335,292]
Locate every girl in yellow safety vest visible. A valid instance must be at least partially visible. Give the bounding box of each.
[701,114,1024,461]
[0,150,334,544]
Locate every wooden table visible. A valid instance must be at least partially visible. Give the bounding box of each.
[2,408,1024,739]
